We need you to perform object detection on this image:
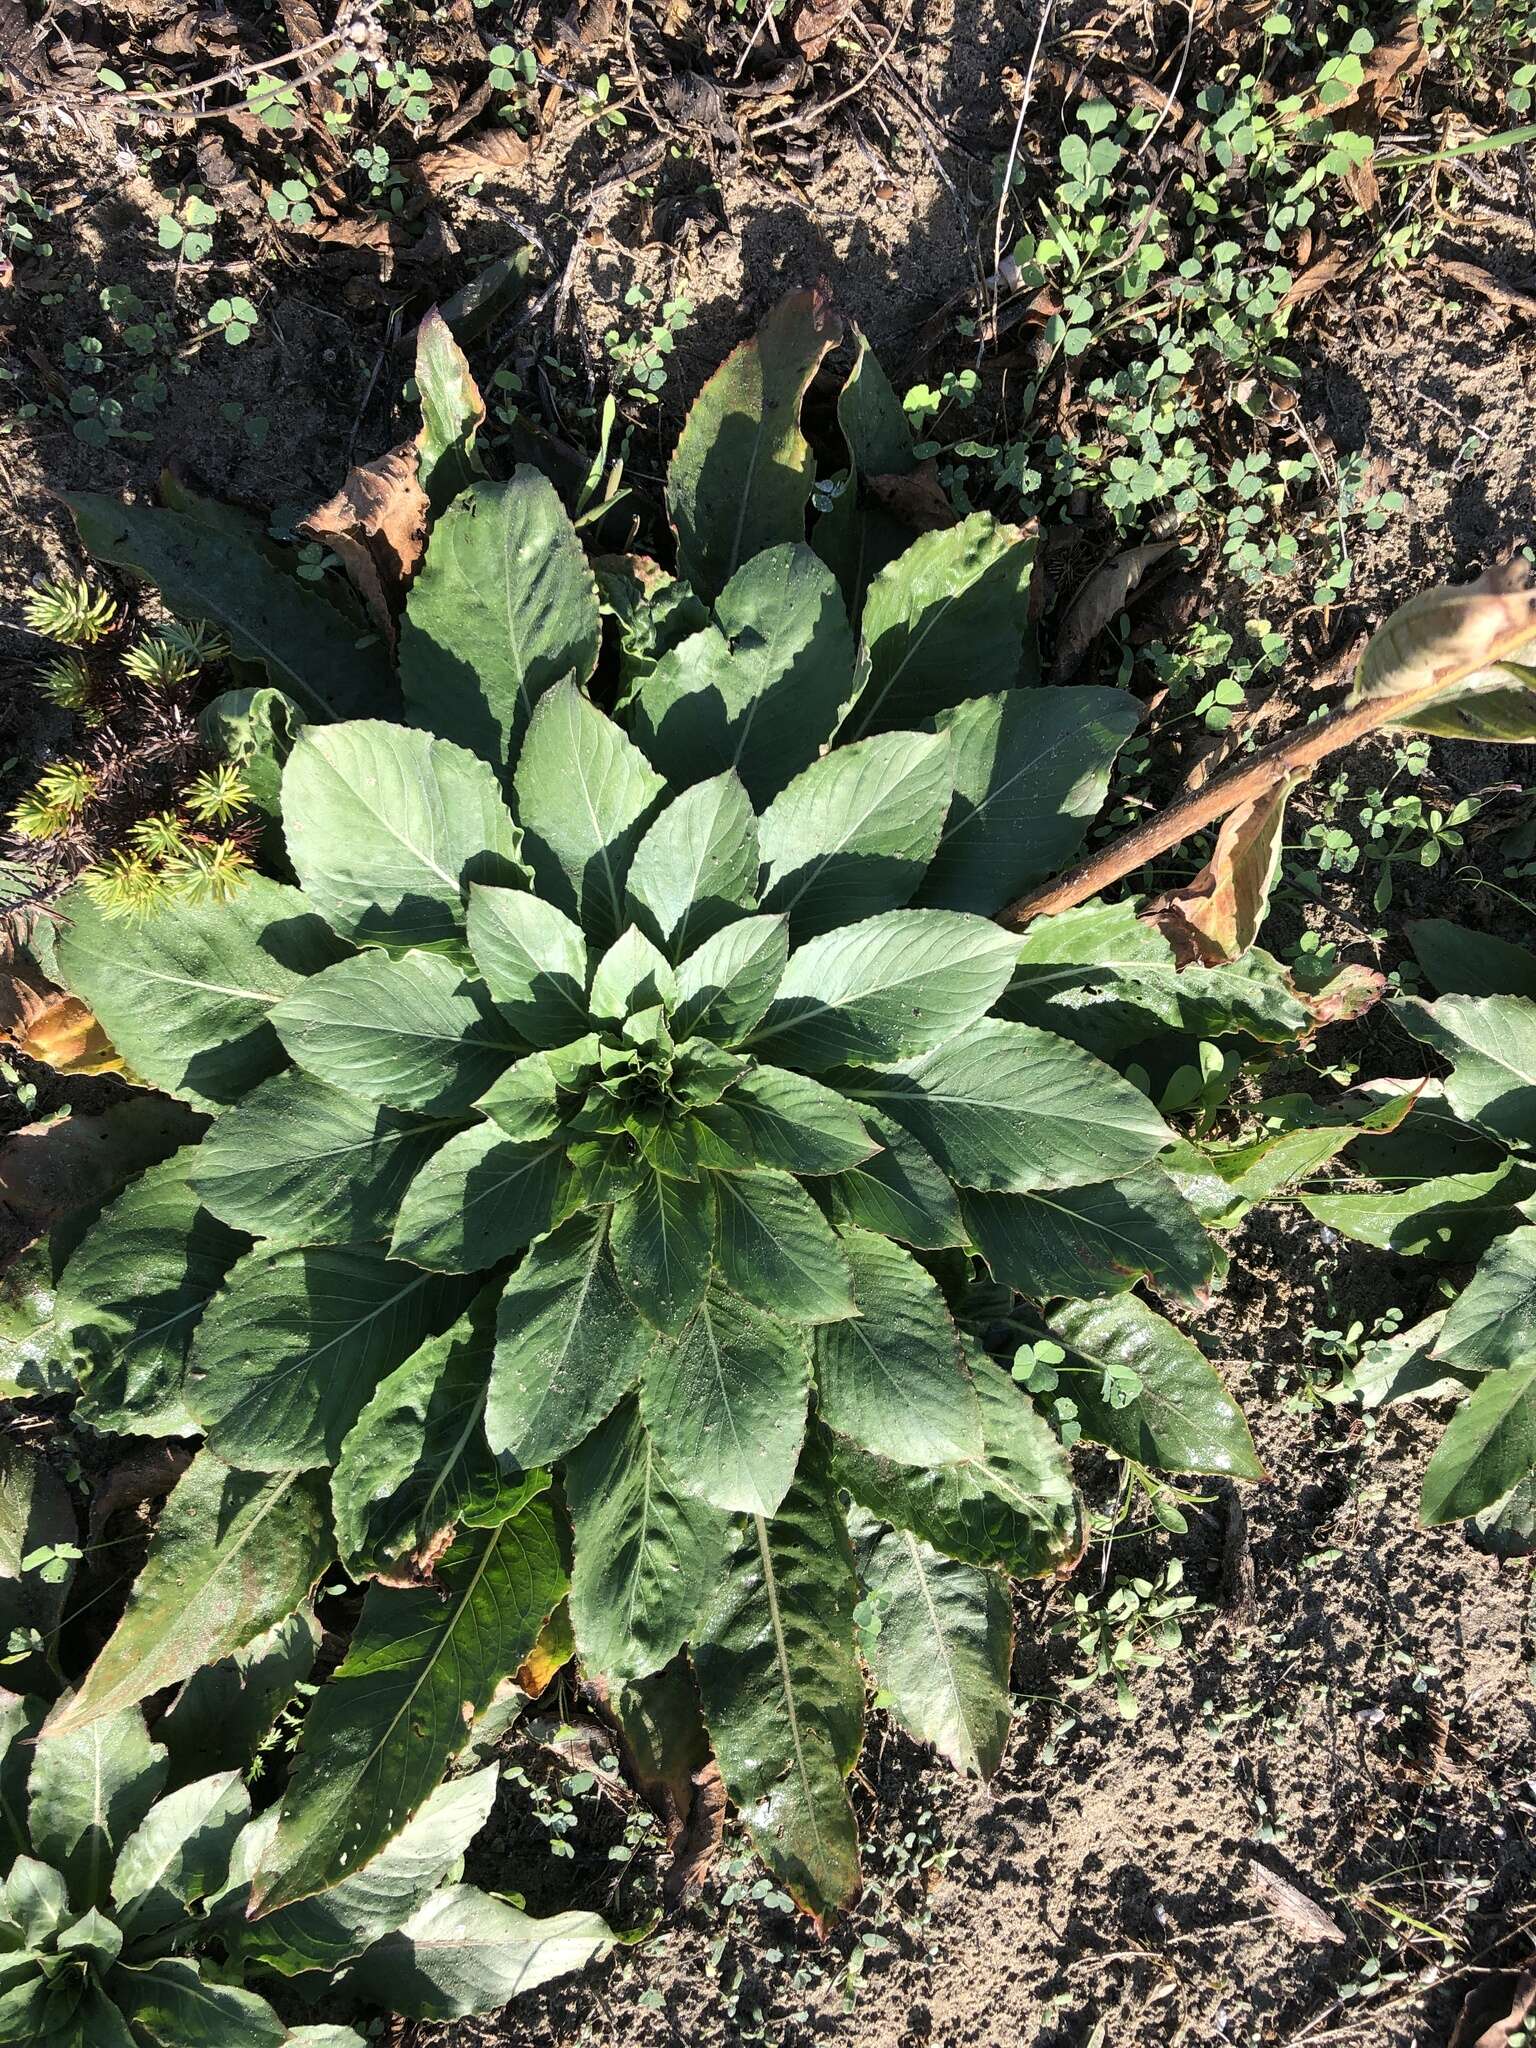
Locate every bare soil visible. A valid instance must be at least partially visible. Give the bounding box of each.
[3,3,1536,2045]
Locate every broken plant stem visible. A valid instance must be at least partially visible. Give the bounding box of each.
[997,670,1465,930]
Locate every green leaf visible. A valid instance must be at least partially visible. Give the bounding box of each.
[828,1347,1081,1577]
[710,1168,855,1325]
[415,306,486,516]
[843,514,1036,738]
[915,688,1139,914]
[512,679,666,948]
[400,472,600,771]
[65,493,392,722]
[852,1515,1011,1777]
[1434,1225,1536,1372]
[757,729,953,940]
[566,1396,735,1681]
[273,950,520,1114]
[465,885,590,1048]
[1400,994,1536,1147]
[699,1064,877,1176]
[747,910,1020,1072]
[624,773,760,957]
[1388,662,1536,742]
[235,1766,496,1974]
[54,876,344,1111]
[1049,1296,1265,1478]
[961,1170,1220,1306]
[0,1854,68,1944]
[813,1228,979,1463]
[1406,919,1536,999]
[611,1169,715,1334]
[668,287,843,603]
[847,1017,1171,1193]
[252,1506,563,1911]
[341,1884,613,2019]
[109,1958,286,2047]
[197,686,304,819]
[190,1072,447,1250]
[631,546,855,804]
[46,1453,330,1734]
[0,1441,75,1695]
[1299,1162,1526,1262]
[188,1244,467,1470]
[28,1708,164,1910]
[112,1771,248,1932]
[282,720,524,955]
[487,1211,649,1466]
[155,1609,319,1791]
[811,326,916,619]
[672,915,789,1045]
[587,924,676,1024]
[57,1148,246,1440]
[474,1051,563,1141]
[389,1123,563,1272]
[1420,1360,1536,1524]
[814,1107,964,1249]
[692,1433,862,1922]
[333,1286,539,1574]
[1470,1469,1536,1558]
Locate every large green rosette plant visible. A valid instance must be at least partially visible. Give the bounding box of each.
[32,291,1272,1926]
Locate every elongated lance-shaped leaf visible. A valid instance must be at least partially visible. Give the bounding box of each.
[851,1510,1012,1777]
[671,914,789,1045]
[667,286,843,603]
[611,1168,715,1334]
[1432,1224,1536,1372]
[962,1171,1224,1306]
[828,1346,1082,1577]
[110,1957,287,2046]
[465,885,591,1046]
[44,1452,332,1736]
[333,1286,546,1575]
[400,472,600,771]
[711,1167,856,1324]
[815,1106,964,1249]
[624,772,761,957]
[1406,918,1536,999]
[1421,1359,1536,1525]
[389,1124,564,1273]
[811,324,916,619]
[697,1064,878,1177]
[692,1431,863,1923]
[1400,994,1536,1148]
[65,493,394,721]
[112,1769,250,1933]
[415,305,486,513]
[29,1707,165,1911]
[282,720,525,955]
[566,1396,735,1681]
[339,1884,614,2020]
[53,876,346,1111]
[1048,1295,1265,1479]
[1298,1161,1529,1263]
[252,1501,565,1911]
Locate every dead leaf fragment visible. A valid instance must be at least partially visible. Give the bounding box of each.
[1247,1860,1346,1943]
[1303,962,1386,1030]
[792,0,850,60]
[1145,774,1295,965]
[867,461,957,533]
[1433,256,1536,320]
[1449,1964,1536,2048]
[0,967,122,1078]
[300,442,428,646]
[1053,539,1179,681]
[416,126,536,191]
[667,1760,726,1904]
[1353,559,1536,703]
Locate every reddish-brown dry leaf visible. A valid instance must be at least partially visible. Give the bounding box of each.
[516,1599,576,1697]
[300,441,428,645]
[1433,256,1536,320]
[1145,773,1296,966]
[1279,244,1358,309]
[1247,1860,1347,1943]
[867,461,958,533]
[416,126,536,190]
[1450,1966,1536,2048]
[791,0,850,60]
[1303,962,1386,1029]
[1053,539,1179,681]
[666,1761,726,1904]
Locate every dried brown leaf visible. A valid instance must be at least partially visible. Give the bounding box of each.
[1053,539,1179,681]
[1449,1965,1536,2048]
[666,1761,726,1904]
[1303,962,1386,1030]
[416,126,536,190]
[1434,256,1536,320]
[1247,1860,1346,1943]
[1145,774,1294,966]
[0,967,122,1078]
[300,441,428,646]
[1279,244,1358,309]
[1353,560,1536,703]
[867,461,958,534]
[516,1599,576,1697]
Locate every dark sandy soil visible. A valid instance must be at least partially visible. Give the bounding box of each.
[4,2,1536,2044]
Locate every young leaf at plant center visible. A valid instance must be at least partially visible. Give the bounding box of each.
[44,1452,331,1735]
[340,1885,613,2020]
[588,924,677,1024]
[66,493,393,721]
[252,1503,563,1911]
[389,1123,564,1272]
[187,1244,469,1470]
[631,546,856,806]
[465,885,590,1047]
[961,1171,1221,1306]
[486,1210,652,1466]
[282,720,525,955]
[757,729,952,940]
[844,1016,1171,1192]
[332,1286,543,1575]
[812,1227,978,1463]
[624,772,760,957]
[1399,994,1536,1148]
[28,1706,165,1909]
[695,1063,877,1177]
[828,1347,1081,1578]
[842,513,1037,739]
[915,688,1139,916]
[565,1396,735,1682]
[56,1146,248,1440]
[1048,1295,1265,1478]
[668,285,842,604]
[513,679,666,948]
[1420,1360,1536,1525]
[54,877,346,1111]
[671,914,790,1045]
[710,1168,856,1324]
[852,1512,1012,1778]
[400,472,600,772]
[189,1072,449,1251]
[691,1435,863,1922]
[747,910,1020,1071]
[641,1277,813,1515]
